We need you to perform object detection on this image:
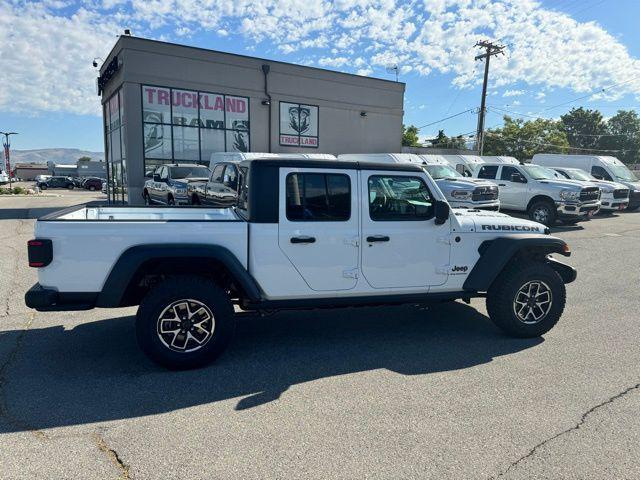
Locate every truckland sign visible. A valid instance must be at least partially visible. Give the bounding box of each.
[142,85,250,161]
[279,101,319,148]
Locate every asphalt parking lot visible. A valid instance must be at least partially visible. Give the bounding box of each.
[0,193,638,479]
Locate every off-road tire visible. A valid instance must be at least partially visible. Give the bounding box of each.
[487,260,566,338]
[136,276,236,369]
[528,200,557,226]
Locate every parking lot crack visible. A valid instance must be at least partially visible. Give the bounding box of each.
[490,381,640,479]
[0,312,48,439]
[92,432,131,479]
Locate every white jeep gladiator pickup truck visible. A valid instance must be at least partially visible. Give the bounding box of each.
[25,158,576,369]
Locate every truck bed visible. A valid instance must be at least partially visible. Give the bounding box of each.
[42,205,241,222]
[34,205,248,293]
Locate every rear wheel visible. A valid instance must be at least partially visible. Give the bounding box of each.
[487,260,566,338]
[39,184,47,190]
[88,185,96,191]
[528,200,557,226]
[168,195,175,206]
[191,194,201,205]
[136,276,235,369]
[68,184,74,190]
[143,191,151,205]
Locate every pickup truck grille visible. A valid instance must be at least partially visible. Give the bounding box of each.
[579,187,600,202]
[613,188,629,199]
[472,186,499,202]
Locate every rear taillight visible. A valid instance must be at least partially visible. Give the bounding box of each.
[27,239,53,267]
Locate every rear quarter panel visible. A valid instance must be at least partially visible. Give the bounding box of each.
[35,220,248,293]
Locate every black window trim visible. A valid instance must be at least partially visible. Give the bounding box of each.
[285,172,351,222]
[478,165,499,180]
[367,174,435,222]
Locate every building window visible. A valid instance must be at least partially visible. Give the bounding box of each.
[279,101,319,148]
[104,89,127,204]
[141,85,250,172]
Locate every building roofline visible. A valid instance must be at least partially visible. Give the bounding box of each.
[102,35,405,88]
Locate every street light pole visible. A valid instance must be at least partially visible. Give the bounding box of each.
[0,131,18,189]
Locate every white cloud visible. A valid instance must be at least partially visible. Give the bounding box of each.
[3,0,640,115]
[0,2,120,115]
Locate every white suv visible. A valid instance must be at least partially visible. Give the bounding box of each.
[474,163,601,226]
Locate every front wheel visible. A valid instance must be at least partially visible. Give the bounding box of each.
[68,184,74,190]
[528,200,557,227]
[167,196,176,206]
[486,261,566,338]
[143,191,151,205]
[88,185,96,191]
[39,184,47,190]
[626,205,640,211]
[136,276,236,369]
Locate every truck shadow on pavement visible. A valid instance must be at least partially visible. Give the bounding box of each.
[0,302,542,432]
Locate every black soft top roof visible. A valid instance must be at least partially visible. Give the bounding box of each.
[239,157,424,173]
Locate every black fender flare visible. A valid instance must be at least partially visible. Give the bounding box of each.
[96,244,262,307]
[463,235,575,293]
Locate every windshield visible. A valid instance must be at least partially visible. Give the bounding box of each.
[423,164,462,179]
[521,165,558,180]
[566,169,593,181]
[609,165,638,182]
[170,166,211,179]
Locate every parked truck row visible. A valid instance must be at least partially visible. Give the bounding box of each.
[142,152,639,227]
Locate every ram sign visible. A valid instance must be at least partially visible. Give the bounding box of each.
[279,102,319,148]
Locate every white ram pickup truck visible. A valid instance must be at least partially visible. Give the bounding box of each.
[26,158,576,369]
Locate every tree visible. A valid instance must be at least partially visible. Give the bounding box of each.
[402,124,420,146]
[428,129,467,149]
[600,110,640,165]
[77,156,92,162]
[483,115,569,161]
[560,107,607,153]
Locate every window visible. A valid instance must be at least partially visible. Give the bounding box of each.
[223,166,238,189]
[477,165,498,179]
[286,173,350,221]
[500,166,520,181]
[279,101,319,148]
[368,175,433,221]
[237,166,250,212]
[211,164,225,183]
[591,165,613,181]
[104,88,126,204]
[141,85,250,172]
[555,169,571,179]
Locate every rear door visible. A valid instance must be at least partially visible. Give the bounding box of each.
[278,167,359,291]
[360,171,450,289]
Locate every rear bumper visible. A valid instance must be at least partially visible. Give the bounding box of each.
[25,284,96,312]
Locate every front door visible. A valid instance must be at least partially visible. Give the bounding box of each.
[497,165,526,209]
[278,167,359,291]
[360,171,450,289]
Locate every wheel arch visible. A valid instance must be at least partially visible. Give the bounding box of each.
[463,236,575,293]
[526,195,555,212]
[96,244,262,308]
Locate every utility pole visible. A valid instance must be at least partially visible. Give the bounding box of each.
[474,40,504,155]
[0,132,18,189]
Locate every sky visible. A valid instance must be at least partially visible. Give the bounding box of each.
[1,0,640,152]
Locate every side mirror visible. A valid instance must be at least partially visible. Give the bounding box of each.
[153,174,161,182]
[434,200,450,225]
[511,172,526,183]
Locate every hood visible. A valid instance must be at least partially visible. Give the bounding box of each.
[535,178,583,190]
[453,209,547,234]
[174,177,209,185]
[586,179,627,191]
[434,177,493,190]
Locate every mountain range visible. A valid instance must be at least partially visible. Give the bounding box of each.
[10,149,105,165]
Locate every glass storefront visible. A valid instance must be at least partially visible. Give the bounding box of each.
[104,89,127,203]
[142,85,250,171]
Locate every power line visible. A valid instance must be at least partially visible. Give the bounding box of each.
[415,108,475,130]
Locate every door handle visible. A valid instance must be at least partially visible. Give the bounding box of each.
[366,235,390,242]
[290,236,316,244]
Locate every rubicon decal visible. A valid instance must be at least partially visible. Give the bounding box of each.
[481,225,541,232]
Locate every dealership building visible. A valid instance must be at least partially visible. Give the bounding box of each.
[99,35,405,204]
